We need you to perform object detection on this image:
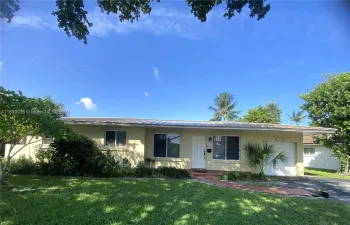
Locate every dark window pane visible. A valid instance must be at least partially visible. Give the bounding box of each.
[227,136,239,160]
[154,134,166,157]
[105,131,116,147]
[167,134,180,158]
[117,131,126,146]
[213,136,225,159]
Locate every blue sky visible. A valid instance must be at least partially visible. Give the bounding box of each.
[0,1,349,125]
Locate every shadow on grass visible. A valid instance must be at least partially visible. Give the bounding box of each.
[1,175,350,225]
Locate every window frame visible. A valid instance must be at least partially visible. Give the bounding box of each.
[304,147,316,156]
[212,135,240,161]
[153,133,180,158]
[104,130,127,148]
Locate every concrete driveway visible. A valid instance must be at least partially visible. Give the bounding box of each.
[276,176,350,202]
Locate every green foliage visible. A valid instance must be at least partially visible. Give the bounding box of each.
[8,156,39,175]
[0,86,67,182]
[250,173,267,181]
[130,165,191,179]
[300,72,350,172]
[34,134,190,179]
[219,171,249,181]
[156,166,191,179]
[243,101,282,123]
[1,1,270,44]
[287,110,306,125]
[36,133,106,176]
[244,142,287,175]
[208,92,240,121]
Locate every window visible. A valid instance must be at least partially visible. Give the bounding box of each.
[213,136,240,160]
[304,147,315,156]
[105,131,127,147]
[154,134,180,158]
[42,137,53,145]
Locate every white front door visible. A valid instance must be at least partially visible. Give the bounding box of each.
[192,136,206,169]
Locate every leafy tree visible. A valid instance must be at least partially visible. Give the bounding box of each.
[287,110,306,125]
[244,142,287,175]
[0,87,67,182]
[243,101,282,124]
[1,0,271,44]
[208,92,240,121]
[300,72,350,172]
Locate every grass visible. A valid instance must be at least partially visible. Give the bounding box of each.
[304,167,350,180]
[1,175,350,225]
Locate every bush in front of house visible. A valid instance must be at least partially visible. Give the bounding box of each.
[129,164,191,179]
[219,171,267,181]
[219,171,249,181]
[35,133,99,176]
[157,167,191,179]
[8,132,191,179]
[8,156,40,175]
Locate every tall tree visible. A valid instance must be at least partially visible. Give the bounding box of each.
[300,72,350,172]
[0,87,68,182]
[1,0,271,44]
[243,101,282,124]
[287,110,306,125]
[208,92,240,121]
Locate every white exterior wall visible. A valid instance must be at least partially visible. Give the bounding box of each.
[303,144,340,170]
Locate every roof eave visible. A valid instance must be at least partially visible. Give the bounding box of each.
[63,121,335,134]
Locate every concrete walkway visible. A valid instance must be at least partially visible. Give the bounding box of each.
[192,174,313,197]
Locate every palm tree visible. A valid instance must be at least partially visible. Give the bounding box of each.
[287,110,306,125]
[208,92,240,121]
[244,142,287,175]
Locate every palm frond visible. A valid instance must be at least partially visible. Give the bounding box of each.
[272,151,288,169]
[208,92,240,121]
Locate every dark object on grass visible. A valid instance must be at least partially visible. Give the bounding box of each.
[320,191,329,199]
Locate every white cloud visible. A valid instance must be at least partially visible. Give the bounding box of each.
[153,67,159,80]
[79,98,97,111]
[144,92,149,97]
[3,7,231,39]
[88,7,206,39]
[8,15,56,30]
[0,61,3,71]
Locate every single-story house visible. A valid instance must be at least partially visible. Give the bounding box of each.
[303,135,340,170]
[5,118,336,176]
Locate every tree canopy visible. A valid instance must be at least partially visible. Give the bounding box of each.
[208,92,240,121]
[300,72,350,172]
[1,0,271,44]
[0,86,68,182]
[243,101,281,124]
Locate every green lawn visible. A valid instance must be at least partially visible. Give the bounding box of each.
[1,175,350,225]
[305,167,350,180]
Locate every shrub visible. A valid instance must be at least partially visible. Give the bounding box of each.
[250,173,267,181]
[89,151,128,177]
[36,133,101,176]
[8,156,39,175]
[219,171,248,181]
[157,167,191,179]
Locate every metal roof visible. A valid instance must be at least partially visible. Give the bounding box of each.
[61,117,336,134]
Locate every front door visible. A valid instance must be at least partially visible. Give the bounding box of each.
[192,136,206,169]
